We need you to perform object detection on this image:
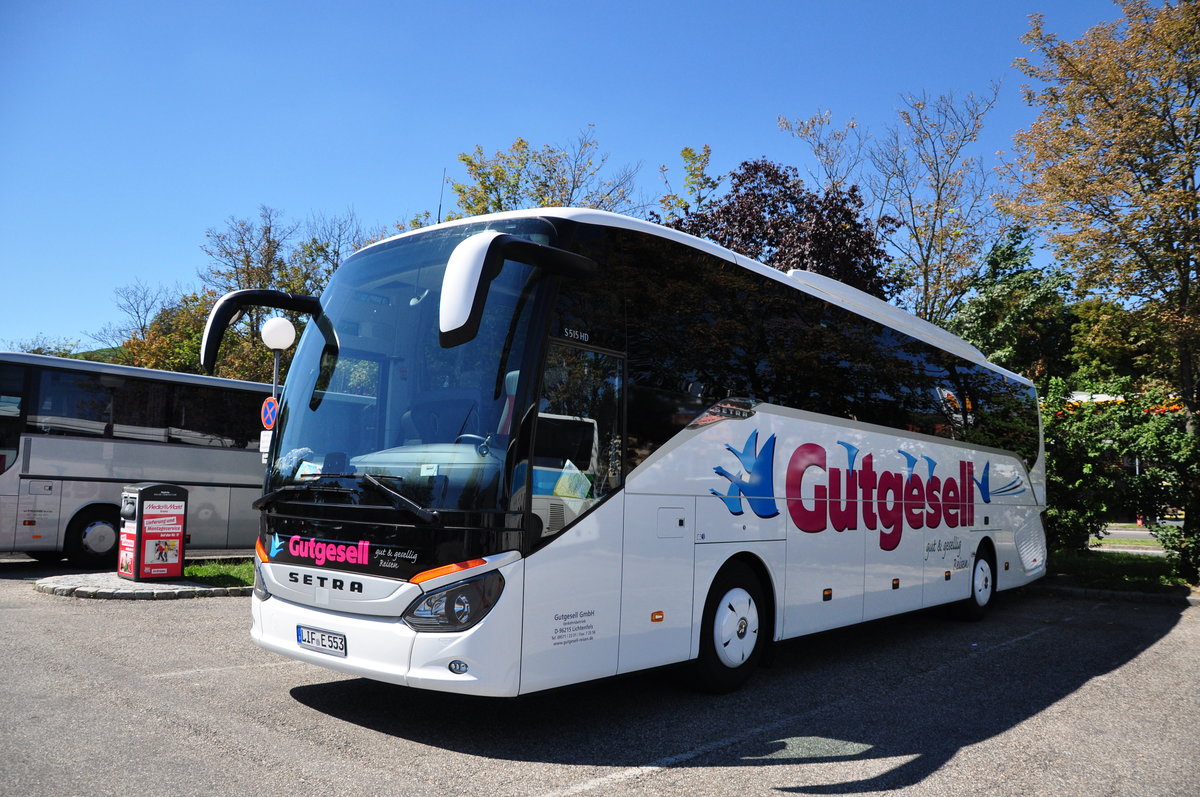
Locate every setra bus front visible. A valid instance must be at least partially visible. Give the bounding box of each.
[229,215,596,696]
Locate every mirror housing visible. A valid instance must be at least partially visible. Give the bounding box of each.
[439,231,595,348]
[200,289,322,374]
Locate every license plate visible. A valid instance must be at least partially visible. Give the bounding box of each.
[296,625,347,657]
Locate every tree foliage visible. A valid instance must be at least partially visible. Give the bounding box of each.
[783,88,1006,324]
[947,228,1075,393]
[451,126,640,217]
[90,280,176,351]
[870,86,1005,323]
[1068,299,1172,386]
[6,335,86,359]
[655,144,724,223]
[1007,0,1200,580]
[119,207,369,381]
[778,108,869,193]
[658,157,900,299]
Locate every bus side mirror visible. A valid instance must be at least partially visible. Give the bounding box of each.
[200,289,322,375]
[439,231,596,348]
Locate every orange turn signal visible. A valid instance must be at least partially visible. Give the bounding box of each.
[411,558,487,584]
[255,537,270,562]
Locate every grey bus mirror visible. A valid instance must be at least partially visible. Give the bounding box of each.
[200,289,322,375]
[439,231,596,348]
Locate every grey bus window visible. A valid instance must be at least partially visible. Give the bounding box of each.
[171,386,265,449]
[27,371,168,442]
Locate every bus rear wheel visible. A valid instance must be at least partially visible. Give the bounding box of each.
[693,561,765,693]
[65,507,120,568]
[956,545,995,621]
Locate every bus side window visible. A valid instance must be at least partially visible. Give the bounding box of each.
[528,343,623,536]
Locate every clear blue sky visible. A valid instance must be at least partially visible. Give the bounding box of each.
[1,0,1117,348]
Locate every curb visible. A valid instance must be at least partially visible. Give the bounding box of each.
[1028,581,1200,608]
[34,574,252,600]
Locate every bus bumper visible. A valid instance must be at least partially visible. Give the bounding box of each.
[250,560,525,697]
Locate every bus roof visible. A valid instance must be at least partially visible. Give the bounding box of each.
[0,351,271,392]
[358,207,1031,388]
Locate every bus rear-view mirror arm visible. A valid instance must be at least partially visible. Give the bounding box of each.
[200,289,322,375]
[439,231,596,348]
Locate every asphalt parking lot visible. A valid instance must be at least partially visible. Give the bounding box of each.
[1,558,1196,796]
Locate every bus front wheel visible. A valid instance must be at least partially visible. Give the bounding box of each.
[694,561,765,693]
[65,507,120,568]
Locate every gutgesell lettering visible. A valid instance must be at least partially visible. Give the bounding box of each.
[716,431,993,551]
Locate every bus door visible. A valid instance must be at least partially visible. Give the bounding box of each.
[520,341,625,692]
[0,362,26,550]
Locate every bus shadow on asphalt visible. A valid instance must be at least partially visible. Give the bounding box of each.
[289,590,1185,793]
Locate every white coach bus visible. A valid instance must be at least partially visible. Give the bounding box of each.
[202,208,1047,695]
[0,353,271,566]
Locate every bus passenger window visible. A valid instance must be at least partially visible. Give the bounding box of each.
[529,343,623,536]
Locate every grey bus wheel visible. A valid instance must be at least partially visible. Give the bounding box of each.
[65,507,120,568]
[693,561,765,693]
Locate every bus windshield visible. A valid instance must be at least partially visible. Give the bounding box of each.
[267,219,555,518]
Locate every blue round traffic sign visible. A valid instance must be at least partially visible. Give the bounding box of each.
[261,396,279,429]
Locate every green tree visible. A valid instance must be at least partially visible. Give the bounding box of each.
[871,86,1005,323]
[1041,378,1170,551]
[1007,0,1200,580]
[784,87,1007,324]
[654,144,723,224]
[6,335,85,358]
[117,207,368,381]
[451,126,640,217]
[121,290,218,376]
[1068,299,1171,386]
[947,228,1075,393]
[658,158,900,299]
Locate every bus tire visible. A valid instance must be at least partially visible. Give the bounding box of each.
[65,507,120,569]
[693,561,765,693]
[956,543,996,621]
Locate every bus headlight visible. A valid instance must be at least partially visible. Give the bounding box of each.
[402,571,504,632]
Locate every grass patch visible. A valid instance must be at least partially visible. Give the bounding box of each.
[183,558,253,588]
[1090,536,1163,548]
[1049,549,1192,593]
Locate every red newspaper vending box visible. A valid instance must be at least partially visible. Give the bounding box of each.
[117,483,188,581]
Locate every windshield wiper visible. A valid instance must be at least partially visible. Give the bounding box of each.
[360,473,441,525]
[252,481,356,511]
[254,473,441,525]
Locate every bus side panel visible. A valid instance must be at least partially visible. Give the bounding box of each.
[15,478,62,550]
[519,494,624,695]
[228,486,261,547]
[183,486,230,548]
[863,516,925,620]
[617,494,695,675]
[992,508,1048,590]
[0,494,16,552]
[22,435,262,551]
[783,521,865,638]
[921,528,976,607]
[185,486,258,549]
